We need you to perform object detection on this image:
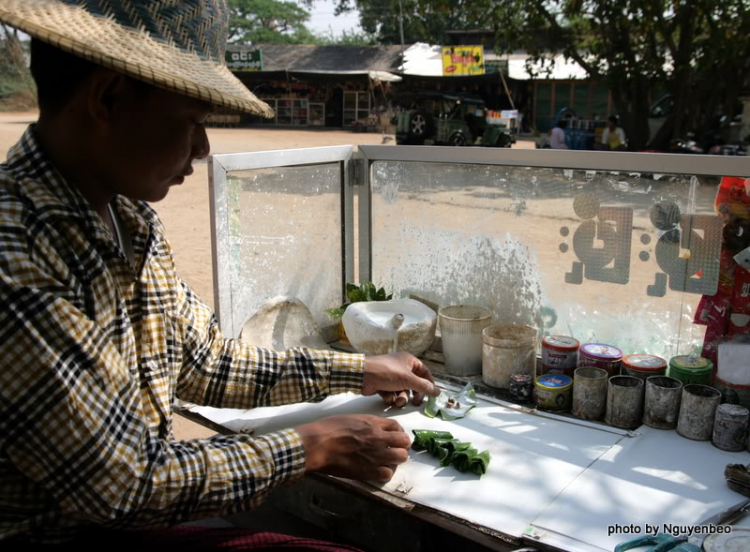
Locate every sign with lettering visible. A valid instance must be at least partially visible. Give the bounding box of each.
[558,191,722,297]
[441,46,484,76]
[225,49,263,71]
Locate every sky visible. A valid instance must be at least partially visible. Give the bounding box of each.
[303,0,363,37]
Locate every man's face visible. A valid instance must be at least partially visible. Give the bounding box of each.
[102,82,212,203]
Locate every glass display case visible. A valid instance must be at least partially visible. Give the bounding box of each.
[343,91,370,126]
[206,147,750,552]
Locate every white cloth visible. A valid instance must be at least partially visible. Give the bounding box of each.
[550,127,568,149]
[601,127,626,149]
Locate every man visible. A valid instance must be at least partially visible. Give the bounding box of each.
[0,0,439,547]
[600,115,627,151]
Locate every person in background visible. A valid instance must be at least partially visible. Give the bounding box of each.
[0,0,438,548]
[600,115,627,151]
[549,119,569,149]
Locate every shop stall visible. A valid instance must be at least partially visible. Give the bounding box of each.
[189,147,750,551]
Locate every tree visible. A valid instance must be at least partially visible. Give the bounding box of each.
[325,0,749,150]
[0,23,36,109]
[228,0,321,44]
[328,0,486,45]
[488,0,750,149]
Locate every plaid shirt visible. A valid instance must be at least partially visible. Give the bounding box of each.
[0,127,365,543]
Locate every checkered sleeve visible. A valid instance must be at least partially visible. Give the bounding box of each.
[175,280,366,409]
[0,208,306,529]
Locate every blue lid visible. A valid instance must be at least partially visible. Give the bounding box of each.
[537,374,572,388]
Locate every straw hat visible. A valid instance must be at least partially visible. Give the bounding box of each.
[0,0,274,117]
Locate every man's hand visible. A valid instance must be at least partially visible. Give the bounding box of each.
[362,352,440,407]
[296,415,410,481]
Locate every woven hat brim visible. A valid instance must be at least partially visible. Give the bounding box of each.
[0,0,274,118]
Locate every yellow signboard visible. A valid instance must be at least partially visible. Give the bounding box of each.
[441,45,485,76]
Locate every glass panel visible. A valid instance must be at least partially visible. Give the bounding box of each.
[343,109,356,126]
[309,103,325,126]
[344,91,357,110]
[221,163,343,336]
[369,161,723,357]
[276,99,293,125]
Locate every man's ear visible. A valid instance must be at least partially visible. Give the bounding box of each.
[85,69,130,126]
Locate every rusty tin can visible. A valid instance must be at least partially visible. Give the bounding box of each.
[541,336,580,377]
[580,343,623,377]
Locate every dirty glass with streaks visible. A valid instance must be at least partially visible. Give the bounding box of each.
[369,161,721,358]
[219,163,343,337]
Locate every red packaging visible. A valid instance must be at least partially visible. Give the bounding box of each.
[541,336,580,377]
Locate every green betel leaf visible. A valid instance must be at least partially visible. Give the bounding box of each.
[423,395,440,418]
[347,289,366,303]
[411,430,453,451]
[411,429,489,477]
[361,281,377,300]
[324,307,346,320]
[345,282,360,294]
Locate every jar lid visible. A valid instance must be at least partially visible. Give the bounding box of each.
[542,335,580,351]
[536,374,572,389]
[670,355,712,370]
[581,343,623,360]
[510,373,533,383]
[623,354,667,371]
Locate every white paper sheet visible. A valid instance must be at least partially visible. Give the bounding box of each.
[530,425,750,551]
[190,391,625,540]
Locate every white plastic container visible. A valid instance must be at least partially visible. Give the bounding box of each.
[438,305,493,376]
[482,324,537,388]
[342,299,437,356]
[716,343,750,407]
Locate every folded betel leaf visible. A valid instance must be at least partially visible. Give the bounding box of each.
[450,448,491,475]
[411,429,453,451]
[423,383,478,420]
[411,429,490,476]
[437,440,472,467]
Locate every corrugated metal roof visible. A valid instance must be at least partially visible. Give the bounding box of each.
[228,44,404,73]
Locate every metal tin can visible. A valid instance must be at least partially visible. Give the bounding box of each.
[580,343,623,377]
[541,336,580,377]
[668,355,713,386]
[534,374,573,411]
[509,373,534,403]
[622,354,667,380]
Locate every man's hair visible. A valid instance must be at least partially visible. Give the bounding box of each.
[608,115,619,125]
[557,119,567,129]
[30,38,99,114]
[30,38,153,115]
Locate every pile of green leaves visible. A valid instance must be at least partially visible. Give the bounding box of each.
[412,430,490,476]
[325,282,392,320]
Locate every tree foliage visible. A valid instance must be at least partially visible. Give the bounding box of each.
[0,24,36,110]
[323,0,750,149]
[228,0,321,44]
[489,0,750,149]
[328,0,486,45]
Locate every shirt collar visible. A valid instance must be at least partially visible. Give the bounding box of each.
[5,125,160,276]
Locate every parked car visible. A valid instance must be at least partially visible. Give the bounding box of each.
[395,91,513,147]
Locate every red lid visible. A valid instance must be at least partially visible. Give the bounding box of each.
[623,354,667,371]
[542,335,580,352]
[580,343,623,361]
